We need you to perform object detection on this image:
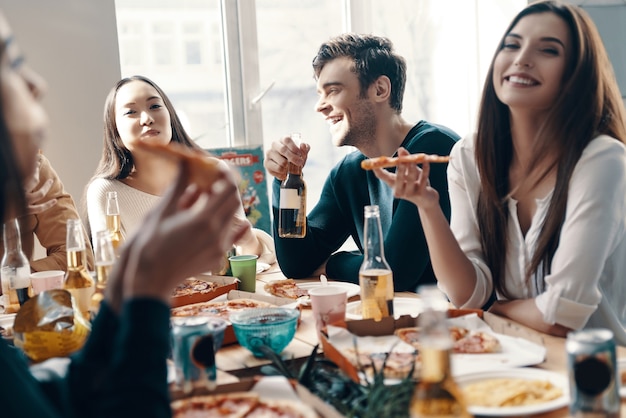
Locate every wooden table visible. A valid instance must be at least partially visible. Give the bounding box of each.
[210,265,626,417]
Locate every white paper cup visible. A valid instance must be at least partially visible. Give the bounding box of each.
[309,285,347,336]
[30,270,65,295]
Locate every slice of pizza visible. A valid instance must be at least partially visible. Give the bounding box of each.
[170,299,276,322]
[394,327,421,350]
[264,279,309,300]
[449,325,469,342]
[172,278,220,298]
[171,392,259,418]
[453,330,501,354]
[395,325,501,354]
[246,398,318,418]
[360,153,451,170]
[134,140,223,191]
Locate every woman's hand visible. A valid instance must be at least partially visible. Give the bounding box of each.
[373,147,441,210]
[106,159,248,309]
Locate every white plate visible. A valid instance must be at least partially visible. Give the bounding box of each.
[345,297,423,320]
[297,282,360,300]
[456,367,569,416]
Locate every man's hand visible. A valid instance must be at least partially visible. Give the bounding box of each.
[264,135,310,180]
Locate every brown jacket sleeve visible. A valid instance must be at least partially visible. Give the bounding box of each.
[25,155,94,272]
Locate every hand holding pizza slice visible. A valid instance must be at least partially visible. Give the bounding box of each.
[134,140,224,191]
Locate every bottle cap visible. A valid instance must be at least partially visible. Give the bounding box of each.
[290,132,302,145]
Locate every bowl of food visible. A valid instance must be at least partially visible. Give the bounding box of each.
[229,307,300,357]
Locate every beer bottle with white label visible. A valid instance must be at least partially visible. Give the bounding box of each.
[63,219,95,319]
[1,218,31,308]
[278,133,307,238]
[358,205,394,320]
[410,285,472,417]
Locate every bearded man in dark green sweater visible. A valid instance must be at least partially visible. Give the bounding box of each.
[264,33,459,292]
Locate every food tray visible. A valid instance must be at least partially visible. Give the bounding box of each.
[170,274,239,308]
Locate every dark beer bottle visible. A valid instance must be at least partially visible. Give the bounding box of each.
[278,133,307,238]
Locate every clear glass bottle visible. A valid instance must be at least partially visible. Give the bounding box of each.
[63,219,95,319]
[106,191,123,254]
[278,133,307,238]
[91,229,115,314]
[410,285,472,418]
[216,245,237,276]
[358,205,394,320]
[1,218,31,307]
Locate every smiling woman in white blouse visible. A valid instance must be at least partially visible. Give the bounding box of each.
[374,1,626,344]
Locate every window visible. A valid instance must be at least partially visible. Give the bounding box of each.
[255,0,345,209]
[114,0,525,213]
[182,22,205,65]
[115,0,227,149]
[358,0,526,137]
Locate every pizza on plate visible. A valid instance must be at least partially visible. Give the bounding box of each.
[171,392,318,418]
[394,325,501,354]
[344,347,420,380]
[172,278,220,298]
[171,299,276,322]
[264,279,309,300]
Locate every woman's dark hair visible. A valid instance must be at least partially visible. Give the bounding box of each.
[312,33,407,113]
[474,0,626,298]
[0,41,27,223]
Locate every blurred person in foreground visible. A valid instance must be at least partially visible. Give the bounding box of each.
[375,1,626,343]
[264,33,459,291]
[0,9,247,417]
[0,152,94,273]
[86,75,275,265]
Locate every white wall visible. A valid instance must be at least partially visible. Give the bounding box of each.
[2,0,121,211]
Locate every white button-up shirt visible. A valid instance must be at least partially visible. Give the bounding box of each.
[443,134,626,345]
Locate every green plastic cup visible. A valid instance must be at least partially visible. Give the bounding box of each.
[229,255,258,292]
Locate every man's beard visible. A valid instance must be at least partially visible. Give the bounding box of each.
[338,99,376,148]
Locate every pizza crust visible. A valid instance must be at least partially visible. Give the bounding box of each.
[171,393,259,418]
[361,153,451,170]
[172,278,220,298]
[171,299,276,322]
[134,141,222,191]
[171,392,318,418]
[394,325,501,354]
[264,279,309,300]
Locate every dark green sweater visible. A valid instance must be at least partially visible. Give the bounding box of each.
[272,121,459,292]
[0,299,171,418]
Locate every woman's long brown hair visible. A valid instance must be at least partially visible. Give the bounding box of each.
[474,1,626,298]
[90,75,202,182]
